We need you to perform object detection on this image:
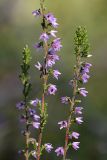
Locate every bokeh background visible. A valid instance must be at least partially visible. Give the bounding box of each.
[0,0,107,159]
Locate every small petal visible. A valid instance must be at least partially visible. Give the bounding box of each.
[48,84,57,95]
[30,98,41,107]
[58,121,67,129]
[55,147,64,156]
[40,33,49,42]
[53,70,61,80]
[51,38,62,52]
[61,96,69,104]
[16,101,25,110]
[72,142,80,150]
[34,42,43,51]
[47,54,60,67]
[20,115,26,123]
[74,107,83,115]
[45,13,59,28]
[33,114,40,121]
[35,62,42,71]
[45,143,53,153]
[76,117,83,125]
[69,132,80,139]
[49,30,57,37]
[81,73,90,83]
[32,9,41,16]
[33,122,40,129]
[78,88,88,97]
[29,108,36,116]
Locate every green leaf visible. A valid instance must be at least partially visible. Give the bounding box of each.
[74,26,90,57]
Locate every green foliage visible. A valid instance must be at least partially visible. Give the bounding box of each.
[40,102,48,130]
[74,26,90,57]
[19,45,32,98]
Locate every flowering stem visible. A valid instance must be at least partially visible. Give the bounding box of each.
[61,27,92,159]
[63,55,81,160]
[19,45,31,160]
[25,96,29,160]
[36,0,48,159]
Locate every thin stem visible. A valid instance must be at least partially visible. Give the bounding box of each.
[24,92,30,160]
[36,79,47,160]
[63,82,77,160]
[63,54,81,160]
[36,1,48,160]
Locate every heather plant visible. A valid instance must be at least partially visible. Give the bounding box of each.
[16,1,92,160]
[16,45,32,160]
[55,26,92,159]
[32,0,62,159]
[17,0,62,160]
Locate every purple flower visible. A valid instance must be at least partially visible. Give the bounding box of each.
[72,142,80,150]
[79,88,88,97]
[76,117,83,125]
[61,96,69,104]
[45,143,53,153]
[49,30,57,37]
[48,48,56,55]
[47,54,60,67]
[81,62,92,74]
[69,132,80,139]
[53,70,61,80]
[32,122,40,129]
[34,42,43,51]
[48,84,57,95]
[33,114,40,121]
[30,98,41,107]
[35,62,42,71]
[45,13,59,28]
[51,38,62,52]
[74,107,83,115]
[29,108,36,116]
[58,121,68,129]
[16,101,25,110]
[80,63,92,83]
[40,33,49,42]
[55,147,64,156]
[81,73,90,83]
[20,115,26,123]
[84,62,92,70]
[32,9,41,17]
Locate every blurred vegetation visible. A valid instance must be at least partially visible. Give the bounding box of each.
[0,0,107,160]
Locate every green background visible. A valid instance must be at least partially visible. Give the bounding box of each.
[0,0,107,159]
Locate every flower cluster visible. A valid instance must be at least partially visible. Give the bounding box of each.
[55,27,92,159]
[31,1,62,160]
[16,0,62,158]
[16,1,92,159]
[16,46,35,159]
[79,62,92,83]
[33,10,62,94]
[17,98,42,129]
[33,11,62,73]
